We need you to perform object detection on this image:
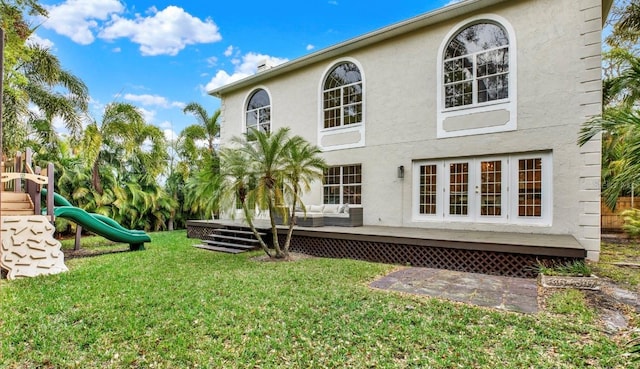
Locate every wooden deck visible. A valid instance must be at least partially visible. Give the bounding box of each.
[187,220,586,277]
[188,220,584,257]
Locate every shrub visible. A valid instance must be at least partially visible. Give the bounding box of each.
[622,208,640,238]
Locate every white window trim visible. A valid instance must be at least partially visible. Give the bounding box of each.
[436,14,518,139]
[509,153,553,225]
[412,162,443,219]
[243,86,272,134]
[323,164,362,205]
[412,153,552,226]
[317,58,366,151]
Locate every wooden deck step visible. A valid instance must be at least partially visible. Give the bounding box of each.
[206,234,260,243]
[215,228,266,236]
[203,240,257,250]
[194,244,248,254]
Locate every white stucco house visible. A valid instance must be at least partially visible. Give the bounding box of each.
[209,0,610,262]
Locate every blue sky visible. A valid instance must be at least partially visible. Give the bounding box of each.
[32,1,459,140]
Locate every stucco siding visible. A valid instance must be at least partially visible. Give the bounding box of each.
[214,0,604,258]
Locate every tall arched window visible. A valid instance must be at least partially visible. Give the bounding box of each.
[246,89,271,133]
[443,22,509,109]
[323,62,362,129]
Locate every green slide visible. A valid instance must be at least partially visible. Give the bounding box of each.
[42,190,151,250]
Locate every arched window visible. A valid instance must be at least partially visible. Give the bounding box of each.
[246,89,270,133]
[323,62,362,129]
[443,22,509,109]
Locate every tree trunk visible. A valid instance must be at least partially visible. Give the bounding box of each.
[168,193,177,231]
[243,203,272,257]
[268,196,284,258]
[283,189,299,257]
[91,162,103,195]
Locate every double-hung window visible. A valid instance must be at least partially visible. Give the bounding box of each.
[323,164,362,205]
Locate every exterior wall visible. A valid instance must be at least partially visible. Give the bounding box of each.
[216,0,603,259]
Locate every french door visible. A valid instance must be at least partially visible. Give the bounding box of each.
[414,153,551,225]
[444,158,507,222]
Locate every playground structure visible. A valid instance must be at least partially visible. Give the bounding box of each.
[1,149,151,280]
[1,149,63,279]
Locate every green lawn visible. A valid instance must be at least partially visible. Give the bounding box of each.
[0,231,631,368]
[591,241,640,288]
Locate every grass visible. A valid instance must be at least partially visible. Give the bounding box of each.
[590,241,640,288]
[545,289,597,324]
[538,260,593,277]
[58,234,130,256]
[0,231,631,368]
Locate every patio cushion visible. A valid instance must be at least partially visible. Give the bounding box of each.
[308,204,324,213]
[323,204,340,214]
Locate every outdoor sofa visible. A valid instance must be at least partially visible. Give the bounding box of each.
[294,204,363,227]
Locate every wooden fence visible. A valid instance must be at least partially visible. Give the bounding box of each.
[601,197,636,232]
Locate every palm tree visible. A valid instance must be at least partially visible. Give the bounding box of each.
[607,56,640,107]
[219,128,325,259]
[2,1,88,154]
[182,103,220,156]
[23,46,89,137]
[579,108,640,209]
[218,146,271,256]
[616,0,640,36]
[280,137,326,255]
[82,102,167,194]
[179,103,222,220]
[234,128,293,257]
[183,153,221,219]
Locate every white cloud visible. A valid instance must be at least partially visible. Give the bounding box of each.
[27,34,55,49]
[204,70,251,93]
[123,93,185,109]
[204,52,289,92]
[42,0,124,45]
[328,1,338,5]
[99,6,222,56]
[224,45,234,57]
[138,107,156,123]
[163,128,179,142]
[306,44,315,51]
[206,56,218,67]
[112,47,121,53]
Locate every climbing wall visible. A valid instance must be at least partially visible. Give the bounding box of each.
[1,216,68,280]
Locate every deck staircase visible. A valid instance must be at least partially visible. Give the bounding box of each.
[194,225,264,254]
[1,192,35,216]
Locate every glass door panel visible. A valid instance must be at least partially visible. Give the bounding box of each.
[479,160,502,216]
[448,162,469,216]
